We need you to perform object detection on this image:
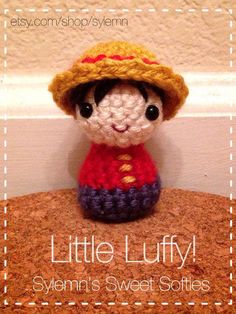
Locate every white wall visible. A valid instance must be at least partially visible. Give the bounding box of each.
[1,0,235,198]
[0,115,234,198]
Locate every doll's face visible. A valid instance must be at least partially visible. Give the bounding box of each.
[75,81,163,148]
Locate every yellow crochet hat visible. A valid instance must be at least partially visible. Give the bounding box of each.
[49,41,189,120]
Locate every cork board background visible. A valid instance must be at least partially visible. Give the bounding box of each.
[0,0,235,197]
[0,188,235,313]
[0,0,236,313]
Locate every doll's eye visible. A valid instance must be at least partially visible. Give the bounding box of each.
[79,102,93,118]
[145,104,159,121]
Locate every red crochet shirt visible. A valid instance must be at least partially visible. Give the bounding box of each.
[79,143,158,190]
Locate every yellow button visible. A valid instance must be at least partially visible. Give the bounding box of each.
[117,154,132,161]
[122,176,136,184]
[119,164,133,172]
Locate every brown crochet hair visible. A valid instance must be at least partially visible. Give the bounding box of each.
[68,79,165,113]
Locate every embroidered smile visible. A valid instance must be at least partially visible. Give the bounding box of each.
[112,124,130,133]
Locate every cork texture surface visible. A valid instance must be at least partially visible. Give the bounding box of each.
[0,188,235,313]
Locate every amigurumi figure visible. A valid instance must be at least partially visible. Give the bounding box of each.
[49,41,188,222]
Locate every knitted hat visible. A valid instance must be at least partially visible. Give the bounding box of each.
[49,41,189,120]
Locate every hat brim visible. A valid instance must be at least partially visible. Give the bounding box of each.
[48,58,189,120]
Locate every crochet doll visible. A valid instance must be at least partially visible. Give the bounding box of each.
[49,41,188,222]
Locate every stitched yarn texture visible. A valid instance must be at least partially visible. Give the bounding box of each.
[49,41,189,222]
[76,83,163,148]
[49,41,189,120]
[79,143,158,190]
[78,142,160,222]
[78,177,161,222]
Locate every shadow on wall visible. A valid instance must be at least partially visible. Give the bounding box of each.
[45,120,90,190]
[146,126,183,188]
[46,121,182,191]
[67,133,90,182]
